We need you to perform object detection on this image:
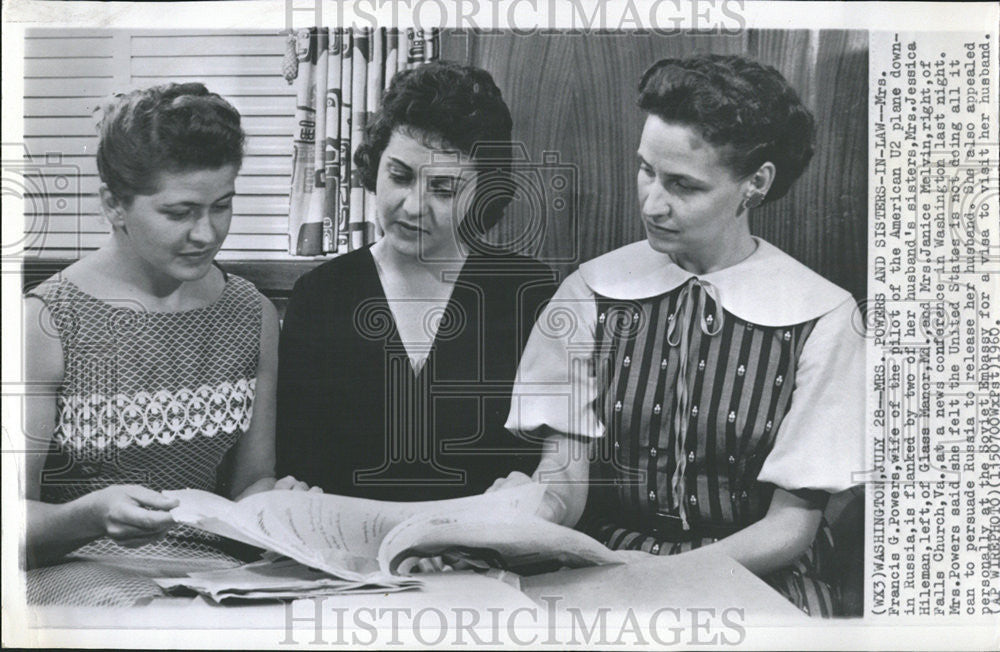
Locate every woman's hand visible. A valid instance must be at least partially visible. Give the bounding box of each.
[394,553,481,575]
[486,432,592,528]
[233,476,277,499]
[485,471,566,524]
[80,485,178,547]
[234,475,322,500]
[485,471,534,493]
[395,556,457,574]
[273,475,323,493]
[614,549,660,564]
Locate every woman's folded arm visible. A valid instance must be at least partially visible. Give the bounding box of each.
[228,297,281,500]
[680,487,825,577]
[489,432,591,528]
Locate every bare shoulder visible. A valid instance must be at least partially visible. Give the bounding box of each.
[259,295,280,338]
[55,250,111,289]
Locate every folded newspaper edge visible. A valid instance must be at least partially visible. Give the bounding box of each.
[156,482,624,599]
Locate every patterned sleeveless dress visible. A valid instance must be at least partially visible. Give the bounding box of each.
[507,239,865,617]
[24,273,263,606]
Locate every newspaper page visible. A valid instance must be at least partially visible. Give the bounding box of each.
[2,0,997,649]
[165,482,547,577]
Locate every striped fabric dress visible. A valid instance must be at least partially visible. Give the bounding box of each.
[24,273,264,606]
[507,238,865,618]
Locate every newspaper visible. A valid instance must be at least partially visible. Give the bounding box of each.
[156,481,621,594]
[2,0,998,649]
[152,558,424,602]
[153,482,625,601]
[164,483,549,582]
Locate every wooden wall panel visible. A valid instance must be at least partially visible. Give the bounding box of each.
[21,28,867,299]
[448,30,868,303]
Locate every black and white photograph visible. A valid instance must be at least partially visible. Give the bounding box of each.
[2,1,997,649]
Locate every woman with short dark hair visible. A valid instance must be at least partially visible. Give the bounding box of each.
[354,61,518,239]
[23,83,283,604]
[501,55,864,616]
[276,62,557,501]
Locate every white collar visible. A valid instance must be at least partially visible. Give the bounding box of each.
[578,237,852,326]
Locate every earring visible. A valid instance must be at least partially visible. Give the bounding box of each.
[742,191,765,211]
[107,212,126,233]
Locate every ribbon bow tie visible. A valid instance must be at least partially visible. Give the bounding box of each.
[666,277,724,346]
[665,277,724,531]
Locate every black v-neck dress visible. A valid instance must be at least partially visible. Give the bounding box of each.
[276,246,558,501]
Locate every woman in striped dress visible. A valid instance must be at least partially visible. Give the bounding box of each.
[498,55,864,616]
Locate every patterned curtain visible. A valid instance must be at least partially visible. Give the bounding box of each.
[283,27,441,256]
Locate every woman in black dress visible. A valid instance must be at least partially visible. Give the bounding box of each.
[277,62,557,501]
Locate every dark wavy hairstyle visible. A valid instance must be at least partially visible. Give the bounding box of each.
[353,61,515,236]
[638,54,815,203]
[96,82,245,204]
